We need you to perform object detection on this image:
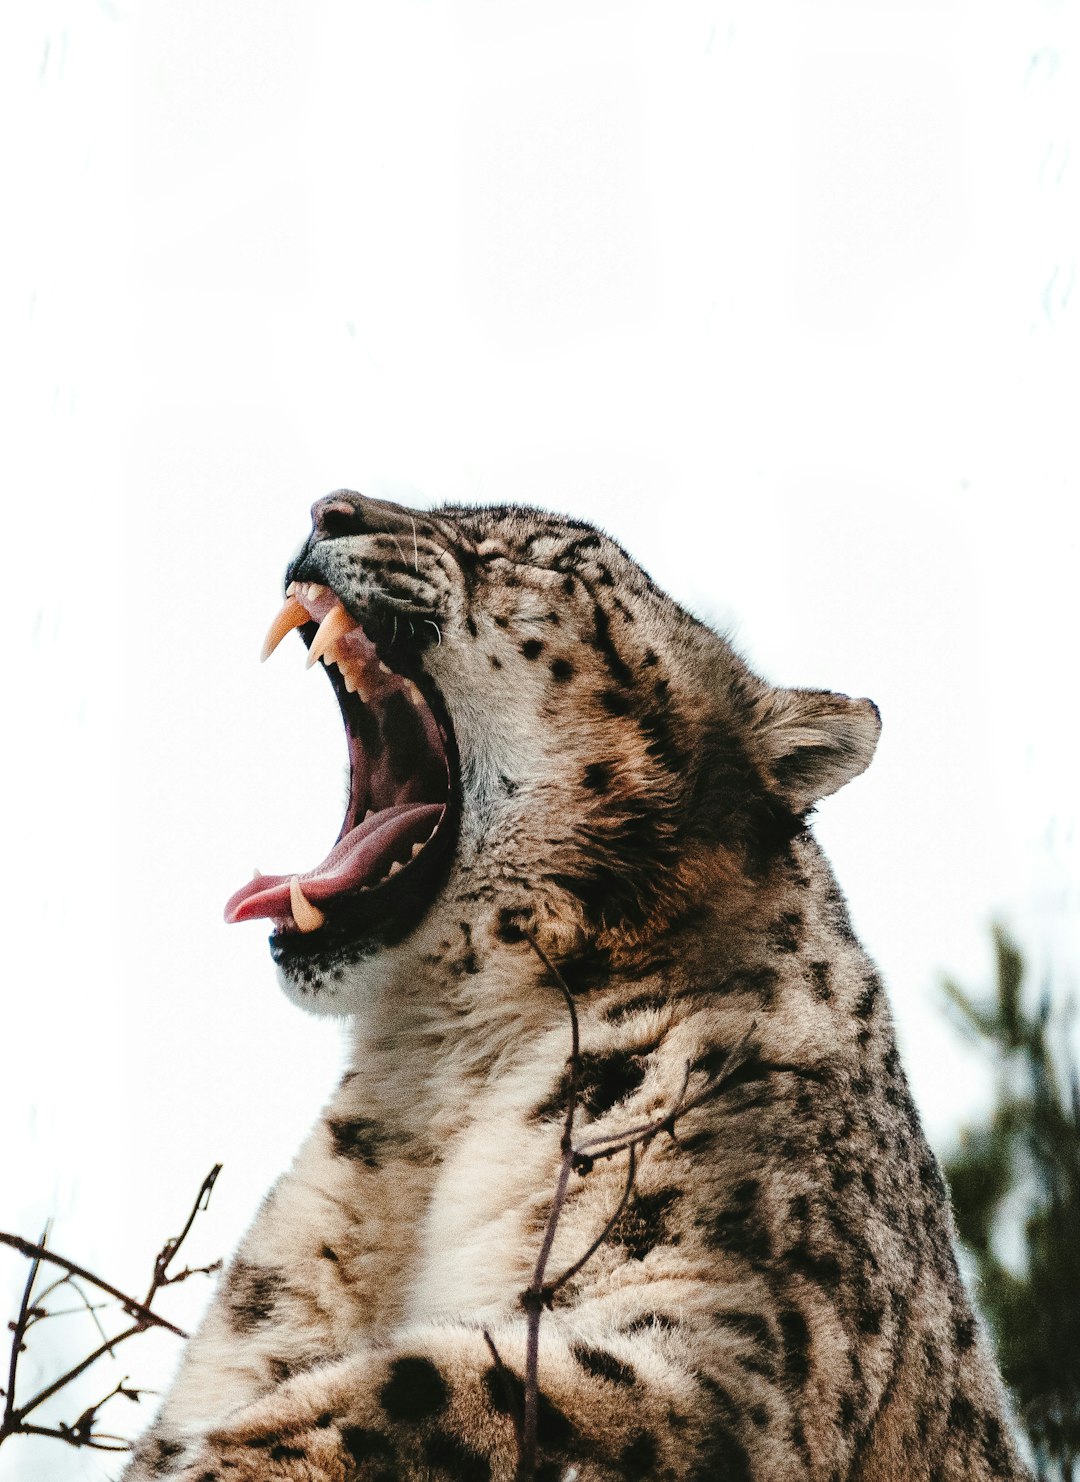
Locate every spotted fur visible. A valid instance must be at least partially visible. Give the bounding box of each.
[124,497,1029,1480]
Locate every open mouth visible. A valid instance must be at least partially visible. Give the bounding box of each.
[224,581,455,949]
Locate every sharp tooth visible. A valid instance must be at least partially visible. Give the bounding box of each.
[354,677,370,703]
[388,859,403,876]
[378,661,391,675]
[404,679,423,706]
[289,876,325,933]
[410,841,423,858]
[285,581,297,596]
[307,602,355,669]
[260,596,309,662]
[342,667,358,693]
[305,582,328,601]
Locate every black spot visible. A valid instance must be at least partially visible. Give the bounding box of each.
[769,910,803,954]
[327,1117,386,1168]
[226,1261,284,1332]
[981,1411,1010,1472]
[532,1045,654,1123]
[785,1240,842,1289]
[600,688,633,716]
[583,761,612,792]
[146,1437,185,1475]
[613,1186,682,1260]
[708,1179,771,1263]
[465,614,478,636]
[617,1430,658,1479]
[947,1391,978,1438]
[604,990,667,1024]
[520,638,544,660]
[715,1310,776,1349]
[954,1313,977,1351]
[379,1356,449,1423]
[550,657,574,682]
[692,1425,752,1482]
[268,1357,292,1381]
[590,603,637,689]
[853,972,881,1019]
[857,1299,884,1335]
[571,1344,636,1387]
[639,708,683,769]
[481,1368,574,1449]
[861,1169,878,1202]
[831,1165,855,1194]
[808,960,832,1001]
[779,1308,810,1383]
[268,1443,306,1462]
[489,653,503,669]
[838,1391,859,1433]
[643,648,659,667]
[341,1426,395,1465]
[624,1311,677,1332]
[494,614,510,628]
[715,966,780,1006]
[424,1429,491,1480]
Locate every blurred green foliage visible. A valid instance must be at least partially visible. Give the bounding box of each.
[944,926,1080,1480]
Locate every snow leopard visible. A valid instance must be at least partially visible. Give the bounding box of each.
[125,492,1029,1480]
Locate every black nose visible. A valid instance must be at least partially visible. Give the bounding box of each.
[310,490,421,542]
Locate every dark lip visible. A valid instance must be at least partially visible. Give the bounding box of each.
[267,598,460,968]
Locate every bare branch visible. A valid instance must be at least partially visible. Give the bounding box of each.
[0,1235,186,1340]
[0,1165,222,1457]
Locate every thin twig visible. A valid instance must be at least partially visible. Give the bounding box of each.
[3,1222,49,1432]
[0,1165,222,1457]
[548,1146,638,1298]
[146,1164,222,1301]
[0,1236,186,1339]
[482,1329,524,1453]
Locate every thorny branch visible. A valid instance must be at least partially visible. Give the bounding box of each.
[0,1165,223,1457]
[505,932,756,1482]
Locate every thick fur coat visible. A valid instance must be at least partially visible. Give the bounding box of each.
[125,496,1029,1481]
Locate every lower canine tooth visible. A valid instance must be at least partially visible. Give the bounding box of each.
[289,876,326,933]
[388,859,403,876]
[410,841,423,858]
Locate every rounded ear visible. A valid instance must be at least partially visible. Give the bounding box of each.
[752,688,881,813]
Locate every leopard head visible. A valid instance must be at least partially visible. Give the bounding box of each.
[226,493,880,1009]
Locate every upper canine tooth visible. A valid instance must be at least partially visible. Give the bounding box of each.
[260,596,309,662]
[307,602,355,669]
[289,876,326,933]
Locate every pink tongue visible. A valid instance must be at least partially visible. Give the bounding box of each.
[224,802,445,924]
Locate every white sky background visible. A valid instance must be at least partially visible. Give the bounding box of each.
[1,2,1077,1477]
